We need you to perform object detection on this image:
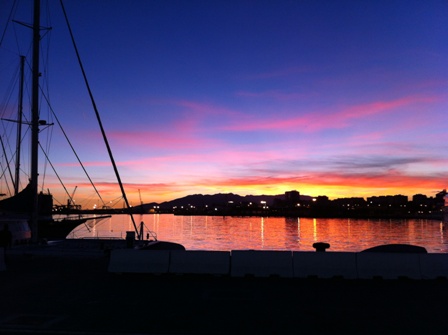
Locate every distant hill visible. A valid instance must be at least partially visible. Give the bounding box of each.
[153,192,312,210]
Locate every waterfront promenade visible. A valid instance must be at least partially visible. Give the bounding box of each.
[1,245,448,334]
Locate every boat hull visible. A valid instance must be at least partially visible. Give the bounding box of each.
[38,218,88,241]
[0,217,31,245]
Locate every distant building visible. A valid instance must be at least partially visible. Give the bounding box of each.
[412,194,428,204]
[333,197,365,207]
[281,190,300,208]
[285,190,300,202]
[436,190,447,207]
[367,195,408,206]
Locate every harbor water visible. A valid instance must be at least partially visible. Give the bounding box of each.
[67,214,448,253]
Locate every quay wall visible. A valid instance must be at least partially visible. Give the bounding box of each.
[108,249,448,280]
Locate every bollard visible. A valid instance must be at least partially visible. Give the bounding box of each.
[313,242,330,252]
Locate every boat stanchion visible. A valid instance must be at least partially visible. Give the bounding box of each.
[126,231,135,248]
[139,221,144,241]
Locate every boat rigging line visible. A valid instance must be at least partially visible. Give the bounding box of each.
[15,55,25,195]
[39,83,107,209]
[60,0,140,238]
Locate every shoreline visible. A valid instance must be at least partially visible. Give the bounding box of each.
[57,209,445,221]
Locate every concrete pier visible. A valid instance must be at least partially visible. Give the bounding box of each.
[1,244,448,334]
[108,248,448,280]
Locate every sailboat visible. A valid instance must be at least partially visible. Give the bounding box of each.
[1,0,184,250]
[0,0,109,244]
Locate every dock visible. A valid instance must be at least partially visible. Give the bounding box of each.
[1,243,448,334]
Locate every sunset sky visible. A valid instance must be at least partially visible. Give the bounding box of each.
[1,0,447,208]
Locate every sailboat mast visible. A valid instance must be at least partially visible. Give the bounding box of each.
[14,55,25,196]
[30,0,41,242]
[60,0,140,239]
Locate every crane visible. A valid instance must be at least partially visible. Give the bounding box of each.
[68,186,78,207]
[138,189,143,206]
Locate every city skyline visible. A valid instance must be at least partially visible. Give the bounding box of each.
[1,0,447,209]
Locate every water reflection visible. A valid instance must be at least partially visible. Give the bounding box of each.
[260,217,265,249]
[68,214,448,253]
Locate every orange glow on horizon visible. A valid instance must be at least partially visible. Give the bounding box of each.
[49,174,447,209]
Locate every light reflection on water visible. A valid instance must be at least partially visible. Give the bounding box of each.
[69,214,448,253]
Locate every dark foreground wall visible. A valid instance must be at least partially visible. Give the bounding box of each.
[1,250,448,335]
[109,249,448,280]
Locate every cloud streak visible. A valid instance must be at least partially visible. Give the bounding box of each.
[222,95,438,132]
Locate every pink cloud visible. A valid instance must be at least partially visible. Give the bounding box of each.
[105,127,221,151]
[223,95,439,132]
[335,96,436,120]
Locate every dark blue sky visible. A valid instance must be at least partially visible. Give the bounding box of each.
[1,0,447,206]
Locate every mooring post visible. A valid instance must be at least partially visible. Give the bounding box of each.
[313,242,330,252]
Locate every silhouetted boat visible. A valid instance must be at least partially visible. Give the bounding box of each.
[0,185,97,242]
[0,181,114,242]
[0,0,112,243]
[0,0,183,249]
